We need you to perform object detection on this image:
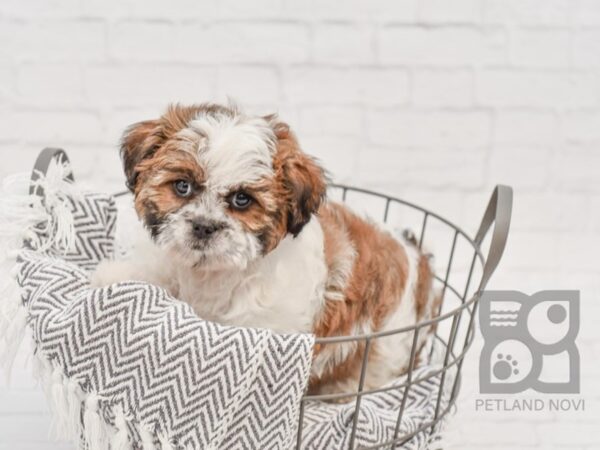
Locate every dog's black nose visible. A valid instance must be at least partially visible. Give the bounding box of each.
[192,219,223,240]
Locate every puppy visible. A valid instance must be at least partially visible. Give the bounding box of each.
[91,103,438,396]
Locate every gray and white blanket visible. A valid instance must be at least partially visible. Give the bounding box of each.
[0,168,448,449]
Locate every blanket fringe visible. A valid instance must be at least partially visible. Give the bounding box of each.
[111,405,132,450]
[1,157,79,382]
[50,365,72,439]
[32,351,173,450]
[139,424,157,450]
[157,431,176,450]
[33,354,84,443]
[66,377,83,439]
[83,393,109,450]
[0,299,27,383]
[0,161,184,450]
[0,160,78,256]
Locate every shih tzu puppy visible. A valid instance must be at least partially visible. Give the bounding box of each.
[91,103,439,396]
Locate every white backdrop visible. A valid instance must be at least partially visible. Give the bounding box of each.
[1,0,599,449]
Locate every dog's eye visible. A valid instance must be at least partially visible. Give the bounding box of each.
[230,191,253,210]
[173,180,193,197]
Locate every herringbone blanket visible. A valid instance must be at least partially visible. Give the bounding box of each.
[13,192,314,449]
[1,165,449,450]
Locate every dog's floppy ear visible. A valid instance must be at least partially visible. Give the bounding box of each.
[271,119,327,237]
[120,104,210,190]
[120,119,163,191]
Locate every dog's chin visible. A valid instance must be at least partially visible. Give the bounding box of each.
[159,234,260,273]
[189,248,250,272]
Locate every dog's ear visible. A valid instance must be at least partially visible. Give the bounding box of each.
[271,119,327,237]
[120,119,164,191]
[121,104,212,190]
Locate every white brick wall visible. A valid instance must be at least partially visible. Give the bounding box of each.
[0,0,599,448]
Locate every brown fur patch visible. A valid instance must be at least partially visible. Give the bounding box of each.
[310,202,411,391]
[414,254,434,321]
[227,187,281,239]
[229,119,328,253]
[121,103,232,191]
[412,254,438,367]
[271,123,327,238]
[133,150,206,235]
[124,106,214,236]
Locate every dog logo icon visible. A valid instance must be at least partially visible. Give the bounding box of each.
[479,290,580,394]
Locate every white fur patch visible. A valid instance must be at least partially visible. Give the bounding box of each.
[92,214,328,335]
[174,216,327,333]
[156,191,262,272]
[190,112,276,193]
[323,228,356,302]
[368,237,421,387]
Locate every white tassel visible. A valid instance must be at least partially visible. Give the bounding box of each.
[31,159,80,253]
[0,277,20,341]
[38,357,55,407]
[0,157,78,256]
[8,263,21,278]
[83,393,108,450]
[1,305,27,381]
[0,172,49,253]
[157,431,175,450]
[139,423,157,450]
[110,406,131,450]
[35,356,60,444]
[6,248,21,259]
[21,326,33,367]
[31,353,43,383]
[66,378,83,439]
[50,366,70,439]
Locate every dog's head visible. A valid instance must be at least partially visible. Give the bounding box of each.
[121,103,327,271]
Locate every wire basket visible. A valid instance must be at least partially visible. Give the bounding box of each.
[294,183,512,449]
[31,148,513,450]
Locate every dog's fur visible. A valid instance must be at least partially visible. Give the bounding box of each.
[91,103,438,396]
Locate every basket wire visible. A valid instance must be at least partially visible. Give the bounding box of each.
[293,184,511,450]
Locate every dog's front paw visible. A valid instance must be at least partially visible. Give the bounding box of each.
[89,260,129,288]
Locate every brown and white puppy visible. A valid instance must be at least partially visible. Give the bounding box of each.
[91,103,438,396]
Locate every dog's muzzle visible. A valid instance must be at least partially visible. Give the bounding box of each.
[191,218,225,240]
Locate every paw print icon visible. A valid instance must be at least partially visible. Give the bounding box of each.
[479,290,580,394]
[494,353,520,380]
